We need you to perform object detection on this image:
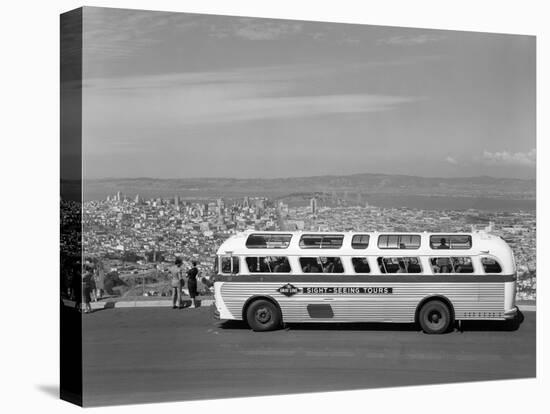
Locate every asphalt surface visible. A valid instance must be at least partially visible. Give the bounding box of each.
[82,306,536,406]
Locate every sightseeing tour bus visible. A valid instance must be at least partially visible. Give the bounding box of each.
[213,230,518,334]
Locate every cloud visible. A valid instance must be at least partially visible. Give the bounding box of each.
[83,59,433,92]
[377,33,446,46]
[445,156,458,165]
[182,94,416,124]
[83,64,420,146]
[482,149,536,167]
[82,8,203,62]
[210,18,303,40]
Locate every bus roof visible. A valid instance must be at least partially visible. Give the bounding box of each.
[216,230,511,258]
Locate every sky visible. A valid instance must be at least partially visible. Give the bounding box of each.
[82,7,536,179]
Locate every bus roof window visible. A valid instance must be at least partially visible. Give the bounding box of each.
[351,234,370,249]
[378,235,420,249]
[246,233,292,249]
[299,234,344,249]
[430,235,472,249]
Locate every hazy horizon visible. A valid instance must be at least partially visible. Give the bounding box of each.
[82,7,536,181]
[81,171,536,182]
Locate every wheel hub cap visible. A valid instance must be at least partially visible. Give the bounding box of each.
[429,311,441,324]
[256,308,271,323]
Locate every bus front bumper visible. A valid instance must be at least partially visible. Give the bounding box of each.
[504,306,519,320]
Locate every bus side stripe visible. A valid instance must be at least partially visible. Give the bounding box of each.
[215,274,515,283]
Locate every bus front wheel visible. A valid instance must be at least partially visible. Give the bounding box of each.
[246,299,282,332]
[418,300,452,334]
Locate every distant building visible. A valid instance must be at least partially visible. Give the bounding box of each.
[255,198,265,210]
[310,197,317,215]
[278,201,289,215]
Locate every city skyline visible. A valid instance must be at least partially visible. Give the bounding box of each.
[78,192,536,301]
[82,7,535,181]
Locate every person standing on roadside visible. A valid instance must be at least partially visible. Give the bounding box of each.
[187,261,199,308]
[95,260,105,300]
[171,257,185,309]
[82,265,94,314]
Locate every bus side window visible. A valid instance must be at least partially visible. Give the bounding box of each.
[300,257,319,273]
[481,257,502,273]
[454,257,474,273]
[299,257,343,273]
[381,258,399,273]
[407,258,422,273]
[221,256,239,274]
[377,257,386,274]
[430,257,474,274]
[272,257,291,273]
[433,257,453,273]
[378,257,421,274]
[352,257,371,273]
[246,256,291,273]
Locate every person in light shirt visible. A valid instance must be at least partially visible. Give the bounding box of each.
[170,257,185,309]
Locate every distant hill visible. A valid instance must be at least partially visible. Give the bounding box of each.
[82,173,535,206]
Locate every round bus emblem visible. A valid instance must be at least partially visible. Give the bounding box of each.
[277,283,300,297]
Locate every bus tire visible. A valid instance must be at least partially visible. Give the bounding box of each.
[246,299,282,332]
[418,300,452,334]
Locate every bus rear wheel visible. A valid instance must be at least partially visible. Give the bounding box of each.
[246,299,282,332]
[418,300,452,334]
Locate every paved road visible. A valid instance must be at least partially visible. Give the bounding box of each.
[82,307,536,406]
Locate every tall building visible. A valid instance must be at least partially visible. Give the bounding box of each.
[134,194,141,204]
[255,198,265,210]
[243,196,249,208]
[216,198,225,216]
[174,195,179,207]
[310,197,317,215]
[116,191,121,202]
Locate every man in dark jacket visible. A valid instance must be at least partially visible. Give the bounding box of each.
[187,261,199,308]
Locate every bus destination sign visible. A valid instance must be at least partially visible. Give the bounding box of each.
[277,284,393,296]
[302,287,393,294]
